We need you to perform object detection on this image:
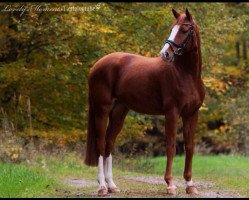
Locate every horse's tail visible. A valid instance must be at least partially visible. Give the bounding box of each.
[84,94,99,167]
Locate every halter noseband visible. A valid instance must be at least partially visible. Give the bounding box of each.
[165,23,194,56]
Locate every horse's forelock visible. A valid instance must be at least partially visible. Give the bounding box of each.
[169,14,192,31]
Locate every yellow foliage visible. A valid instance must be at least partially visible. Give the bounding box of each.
[200,102,208,111]
[203,77,217,87]
[223,66,242,76]
[219,124,229,133]
[0,142,23,163]
[215,37,225,44]
[214,129,220,134]
[18,129,87,148]
[145,51,151,57]
[210,80,229,94]
[98,27,116,33]
[212,124,229,135]
[11,153,19,161]
[227,35,237,42]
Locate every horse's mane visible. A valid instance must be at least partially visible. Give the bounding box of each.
[194,21,202,79]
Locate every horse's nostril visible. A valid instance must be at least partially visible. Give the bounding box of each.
[165,52,170,58]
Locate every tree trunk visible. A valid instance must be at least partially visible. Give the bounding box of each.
[0,108,12,137]
[236,41,240,62]
[27,97,33,135]
[242,39,247,60]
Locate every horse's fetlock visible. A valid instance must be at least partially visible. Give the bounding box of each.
[164,175,173,184]
[184,172,192,181]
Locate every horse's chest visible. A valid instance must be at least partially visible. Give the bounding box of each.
[181,89,201,114]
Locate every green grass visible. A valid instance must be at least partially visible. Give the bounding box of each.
[117,155,249,196]
[0,154,98,198]
[0,162,60,198]
[0,154,248,197]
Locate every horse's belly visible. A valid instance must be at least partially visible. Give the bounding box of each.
[116,91,164,115]
[128,105,164,115]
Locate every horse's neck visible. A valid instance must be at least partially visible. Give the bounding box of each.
[175,28,202,80]
[175,49,201,80]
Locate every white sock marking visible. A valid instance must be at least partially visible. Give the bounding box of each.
[167,185,177,190]
[104,154,117,189]
[186,179,194,187]
[98,156,107,189]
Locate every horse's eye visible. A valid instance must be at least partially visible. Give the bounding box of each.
[180,29,188,34]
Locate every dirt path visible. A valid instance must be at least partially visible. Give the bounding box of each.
[63,175,243,198]
[121,176,242,198]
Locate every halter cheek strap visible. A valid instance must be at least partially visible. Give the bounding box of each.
[165,23,194,56]
[166,40,182,49]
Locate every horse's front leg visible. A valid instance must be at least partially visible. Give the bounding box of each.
[164,108,179,195]
[182,111,199,194]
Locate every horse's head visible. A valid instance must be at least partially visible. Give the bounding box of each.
[160,8,198,62]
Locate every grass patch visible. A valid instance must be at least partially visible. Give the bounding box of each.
[24,153,97,180]
[0,162,60,198]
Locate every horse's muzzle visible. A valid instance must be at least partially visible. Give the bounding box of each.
[160,52,174,62]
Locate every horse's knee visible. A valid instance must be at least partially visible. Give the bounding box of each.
[184,144,194,153]
[166,145,176,156]
[184,144,194,152]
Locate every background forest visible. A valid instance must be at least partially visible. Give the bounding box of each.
[0,2,249,163]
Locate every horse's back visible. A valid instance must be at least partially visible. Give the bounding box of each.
[89,52,133,74]
[89,52,130,85]
[88,52,162,88]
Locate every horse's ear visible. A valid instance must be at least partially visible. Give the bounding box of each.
[185,8,193,21]
[172,8,180,19]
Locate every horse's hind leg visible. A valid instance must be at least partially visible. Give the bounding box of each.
[105,101,129,193]
[105,101,129,156]
[94,102,113,196]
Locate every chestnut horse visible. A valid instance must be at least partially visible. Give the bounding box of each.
[85,8,205,196]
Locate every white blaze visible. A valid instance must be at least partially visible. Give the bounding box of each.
[160,25,180,55]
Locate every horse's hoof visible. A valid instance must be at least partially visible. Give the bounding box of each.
[97,186,108,196]
[167,185,177,195]
[186,186,199,195]
[108,187,121,193]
